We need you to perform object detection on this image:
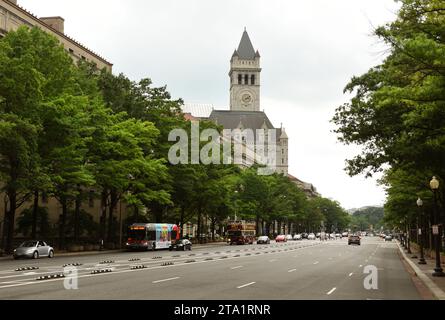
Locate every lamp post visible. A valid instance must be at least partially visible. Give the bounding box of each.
[430,176,445,277]
[417,197,426,264]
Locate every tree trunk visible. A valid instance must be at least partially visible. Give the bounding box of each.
[74,186,81,242]
[31,190,38,239]
[59,196,67,250]
[107,190,118,243]
[180,206,185,238]
[100,190,108,242]
[197,205,202,244]
[4,190,16,254]
[256,214,260,236]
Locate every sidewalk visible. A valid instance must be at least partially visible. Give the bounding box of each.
[397,241,445,300]
[0,241,227,262]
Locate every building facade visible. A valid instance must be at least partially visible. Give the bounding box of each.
[0,0,112,71]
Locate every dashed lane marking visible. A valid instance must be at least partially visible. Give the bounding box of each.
[237,282,256,289]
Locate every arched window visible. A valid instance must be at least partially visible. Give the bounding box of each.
[244,74,249,85]
[238,74,242,84]
[251,75,255,85]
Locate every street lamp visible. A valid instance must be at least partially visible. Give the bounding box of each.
[430,176,445,277]
[417,197,426,264]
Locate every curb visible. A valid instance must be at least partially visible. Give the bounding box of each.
[397,242,445,300]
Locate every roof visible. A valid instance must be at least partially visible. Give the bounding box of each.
[235,30,257,60]
[181,103,214,118]
[288,174,320,198]
[209,110,281,140]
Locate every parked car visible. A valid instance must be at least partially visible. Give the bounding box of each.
[285,235,293,241]
[293,234,302,240]
[257,236,271,244]
[308,233,316,240]
[342,232,349,237]
[316,233,321,238]
[330,233,336,239]
[301,233,308,239]
[13,240,54,259]
[348,235,361,245]
[335,233,341,238]
[169,239,192,251]
[275,235,287,242]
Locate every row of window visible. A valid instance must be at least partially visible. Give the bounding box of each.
[236,74,256,85]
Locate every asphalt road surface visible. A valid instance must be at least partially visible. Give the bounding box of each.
[0,237,423,300]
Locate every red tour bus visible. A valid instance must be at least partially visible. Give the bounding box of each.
[126,223,180,251]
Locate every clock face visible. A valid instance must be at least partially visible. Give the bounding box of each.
[241,93,252,105]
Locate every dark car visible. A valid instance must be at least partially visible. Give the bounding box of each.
[169,239,192,251]
[348,235,361,245]
[13,240,54,259]
[301,233,309,239]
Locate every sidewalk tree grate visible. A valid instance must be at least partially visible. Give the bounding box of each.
[161,262,174,266]
[36,274,65,281]
[16,266,39,272]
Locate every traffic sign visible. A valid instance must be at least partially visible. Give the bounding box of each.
[432,225,439,235]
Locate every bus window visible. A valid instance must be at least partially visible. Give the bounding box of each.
[147,230,156,241]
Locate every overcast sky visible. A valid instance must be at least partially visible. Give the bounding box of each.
[19,0,401,209]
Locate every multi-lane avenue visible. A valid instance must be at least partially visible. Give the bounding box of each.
[0,237,425,300]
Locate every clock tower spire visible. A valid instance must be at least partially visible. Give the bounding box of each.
[229,30,261,111]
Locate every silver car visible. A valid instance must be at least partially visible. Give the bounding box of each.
[13,240,54,259]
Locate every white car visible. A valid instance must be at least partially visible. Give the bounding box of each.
[308,233,316,240]
[330,233,336,239]
[293,234,302,240]
[342,232,349,237]
[285,235,293,241]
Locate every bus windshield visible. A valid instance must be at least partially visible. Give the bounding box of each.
[228,231,242,237]
[128,229,146,241]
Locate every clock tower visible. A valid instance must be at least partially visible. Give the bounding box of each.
[229,30,261,112]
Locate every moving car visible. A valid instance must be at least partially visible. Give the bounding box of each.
[257,236,271,244]
[342,232,349,237]
[285,235,293,241]
[308,233,316,240]
[275,235,287,242]
[169,239,192,251]
[336,233,341,238]
[293,234,302,240]
[348,235,361,245]
[384,235,393,242]
[13,240,54,259]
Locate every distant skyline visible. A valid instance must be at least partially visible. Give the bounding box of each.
[19,0,401,209]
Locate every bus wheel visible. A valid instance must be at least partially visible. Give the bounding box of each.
[152,243,156,251]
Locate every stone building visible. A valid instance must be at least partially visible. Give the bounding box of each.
[0,0,112,71]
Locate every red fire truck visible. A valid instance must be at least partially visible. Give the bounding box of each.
[227,220,256,245]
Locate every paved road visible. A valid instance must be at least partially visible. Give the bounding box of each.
[0,237,423,299]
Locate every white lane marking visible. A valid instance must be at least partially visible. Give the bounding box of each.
[327,287,336,295]
[288,269,297,273]
[23,272,37,276]
[231,266,243,270]
[313,261,319,265]
[359,265,363,267]
[237,282,256,289]
[269,259,277,262]
[349,272,353,277]
[328,257,333,260]
[152,277,180,284]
